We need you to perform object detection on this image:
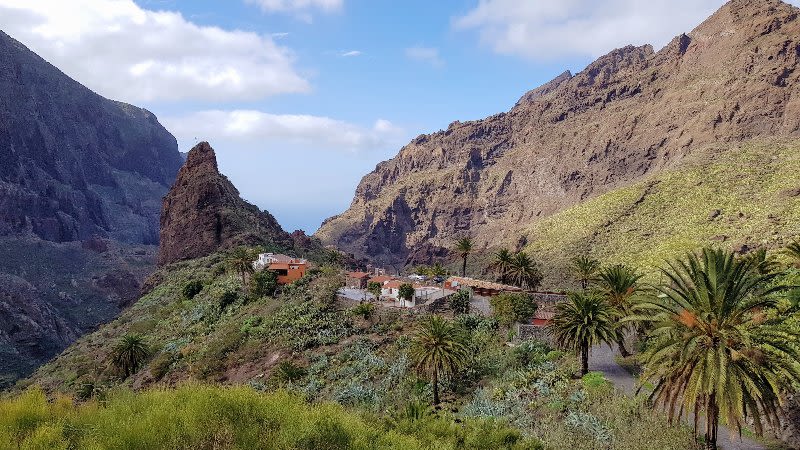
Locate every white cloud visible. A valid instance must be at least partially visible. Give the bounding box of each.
[0,0,310,103]
[162,110,404,153]
[245,0,342,22]
[405,46,444,68]
[454,0,742,60]
[341,50,362,57]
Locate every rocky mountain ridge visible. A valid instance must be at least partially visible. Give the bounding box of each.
[316,0,800,268]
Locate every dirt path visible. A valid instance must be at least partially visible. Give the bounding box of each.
[588,343,766,450]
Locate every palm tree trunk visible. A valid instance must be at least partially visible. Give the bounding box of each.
[616,336,630,357]
[432,370,440,405]
[461,256,467,277]
[580,342,589,375]
[705,394,718,449]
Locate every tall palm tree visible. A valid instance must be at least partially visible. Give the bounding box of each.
[549,291,616,375]
[632,248,800,449]
[455,237,473,277]
[596,264,644,357]
[570,255,600,289]
[227,246,255,286]
[509,252,542,290]
[109,334,150,379]
[492,248,514,284]
[783,240,800,268]
[409,315,469,405]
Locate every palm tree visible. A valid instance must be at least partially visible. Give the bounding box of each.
[492,248,514,284]
[227,247,255,286]
[455,237,473,277]
[509,252,542,290]
[549,291,616,376]
[109,334,151,379]
[571,255,600,289]
[595,264,644,357]
[633,248,800,449]
[430,262,448,278]
[409,315,469,405]
[783,240,800,268]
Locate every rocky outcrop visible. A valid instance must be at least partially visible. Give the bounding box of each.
[158,142,293,265]
[316,0,800,267]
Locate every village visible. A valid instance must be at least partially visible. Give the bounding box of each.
[251,251,564,333]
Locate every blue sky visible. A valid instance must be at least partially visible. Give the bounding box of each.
[2,0,789,232]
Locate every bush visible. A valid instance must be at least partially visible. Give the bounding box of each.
[250,270,278,299]
[182,280,203,300]
[490,293,537,327]
[450,288,472,315]
[350,302,376,320]
[274,360,307,384]
[218,290,238,310]
[0,385,543,449]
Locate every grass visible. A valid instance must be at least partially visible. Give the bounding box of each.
[522,140,800,287]
[0,384,541,450]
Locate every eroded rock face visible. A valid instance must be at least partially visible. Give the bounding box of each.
[316,0,800,267]
[0,30,181,386]
[158,142,293,265]
[0,31,183,245]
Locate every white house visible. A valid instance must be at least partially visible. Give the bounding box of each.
[381,280,416,308]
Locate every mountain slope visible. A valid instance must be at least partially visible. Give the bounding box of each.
[0,30,182,386]
[316,0,800,268]
[522,139,800,287]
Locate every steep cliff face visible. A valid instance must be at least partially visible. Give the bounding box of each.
[0,31,183,244]
[0,30,182,386]
[158,142,293,266]
[316,0,800,267]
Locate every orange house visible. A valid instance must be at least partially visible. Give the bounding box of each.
[255,253,309,285]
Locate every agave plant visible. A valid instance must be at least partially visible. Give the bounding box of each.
[633,247,800,449]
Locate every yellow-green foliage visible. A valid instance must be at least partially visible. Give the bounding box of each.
[0,385,540,450]
[524,140,800,285]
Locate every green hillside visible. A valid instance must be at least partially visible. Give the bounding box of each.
[523,140,800,287]
[9,251,701,450]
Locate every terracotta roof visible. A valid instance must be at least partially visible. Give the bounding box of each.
[445,276,522,292]
[384,280,402,289]
[370,275,394,284]
[348,272,370,279]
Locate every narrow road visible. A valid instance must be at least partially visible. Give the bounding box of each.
[589,344,766,450]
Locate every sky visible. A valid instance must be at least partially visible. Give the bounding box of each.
[1,0,795,233]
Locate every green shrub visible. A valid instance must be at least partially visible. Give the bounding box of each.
[0,385,543,450]
[450,288,472,315]
[490,293,537,327]
[218,290,238,310]
[350,302,375,320]
[274,360,307,384]
[250,270,278,299]
[182,280,203,300]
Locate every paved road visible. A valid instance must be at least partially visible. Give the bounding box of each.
[589,343,765,450]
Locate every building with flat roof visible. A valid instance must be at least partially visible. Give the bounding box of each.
[254,253,309,285]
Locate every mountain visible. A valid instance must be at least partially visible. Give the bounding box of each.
[0,30,183,386]
[315,0,800,273]
[158,142,294,266]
